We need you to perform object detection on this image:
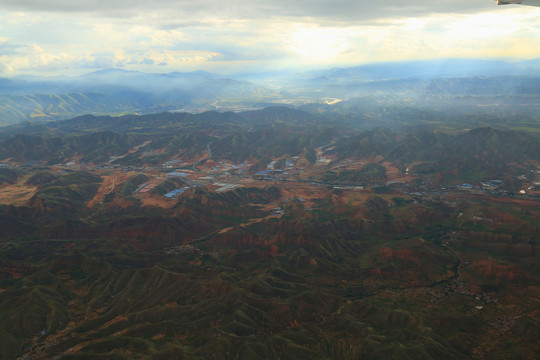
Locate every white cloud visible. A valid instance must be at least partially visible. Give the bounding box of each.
[0,2,539,76]
[132,27,185,47]
[287,26,354,62]
[0,43,77,74]
[142,50,221,66]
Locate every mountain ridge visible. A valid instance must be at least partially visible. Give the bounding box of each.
[2,58,539,126]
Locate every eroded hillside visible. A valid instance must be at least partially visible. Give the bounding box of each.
[0,108,539,359]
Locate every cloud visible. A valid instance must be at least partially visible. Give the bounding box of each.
[0,1,539,76]
[0,43,78,74]
[0,41,24,56]
[0,0,497,24]
[286,26,355,62]
[133,27,185,47]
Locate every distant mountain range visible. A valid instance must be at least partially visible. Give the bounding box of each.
[294,58,540,82]
[0,69,280,124]
[0,58,539,125]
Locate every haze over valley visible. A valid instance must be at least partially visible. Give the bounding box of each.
[1,58,540,128]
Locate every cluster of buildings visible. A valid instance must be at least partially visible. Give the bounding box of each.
[135,182,159,194]
[164,245,203,255]
[480,179,503,190]
[161,159,183,169]
[164,187,190,198]
[167,172,189,177]
[164,245,219,258]
[428,281,499,305]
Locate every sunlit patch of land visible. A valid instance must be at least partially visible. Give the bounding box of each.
[141,194,178,209]
[86,173,127,208]
[0,183,37,206]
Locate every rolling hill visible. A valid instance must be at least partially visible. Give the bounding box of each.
[0,106,538,359]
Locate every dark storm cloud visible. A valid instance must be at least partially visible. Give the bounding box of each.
[0,0,494,23]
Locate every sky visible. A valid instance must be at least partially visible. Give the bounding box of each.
[0,0,539,76]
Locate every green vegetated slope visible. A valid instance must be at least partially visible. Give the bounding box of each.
[28,172,102,215]
[151,178,186,196]
[0,109,539,359]
[210,127,337,163]
[324,163,387,184]
[0,180,538,360]
[0,132,139,164]
[0,168,19,184]
[0,93,147,125]
[326,126,540,185]
[0,108,342,167]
